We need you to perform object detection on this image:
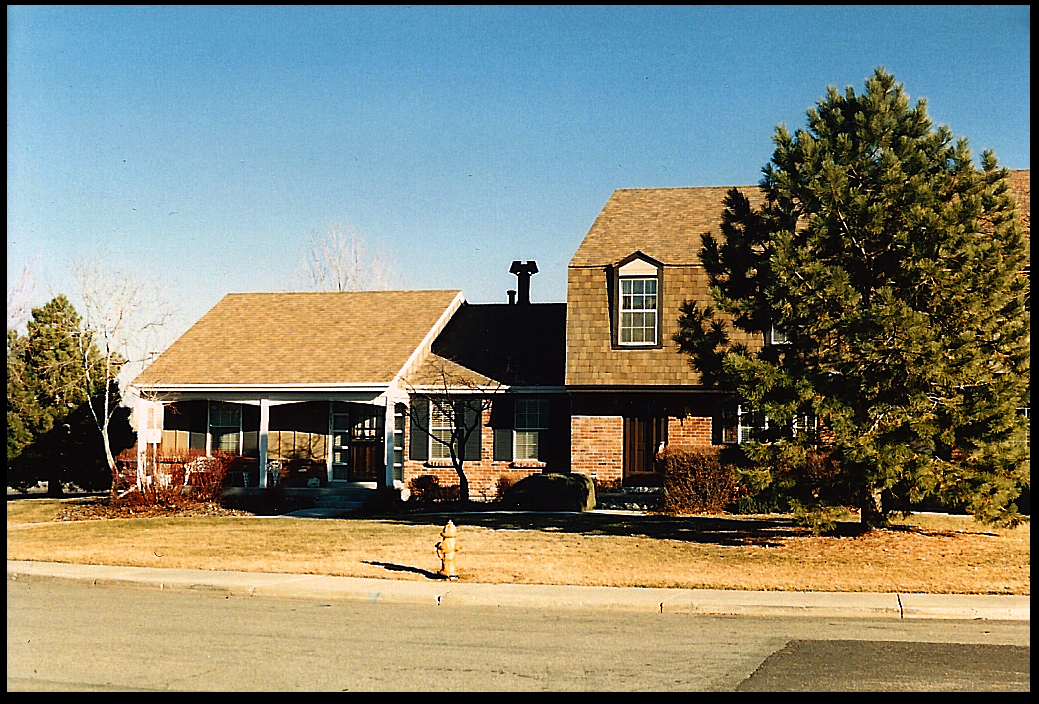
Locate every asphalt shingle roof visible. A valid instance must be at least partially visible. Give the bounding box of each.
[569,186,764,267]
[133,290,463,387]
[572,171,1028,268]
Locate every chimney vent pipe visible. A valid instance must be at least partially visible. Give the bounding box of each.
[509,260,538,305]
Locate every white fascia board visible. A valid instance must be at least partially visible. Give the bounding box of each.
[389,291,467,388]
[407,384,510,397]
[134,383,391,392]
[131,383,391,405]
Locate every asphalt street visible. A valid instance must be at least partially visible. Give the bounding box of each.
[6,561,1031,691]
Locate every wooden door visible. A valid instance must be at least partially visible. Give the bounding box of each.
[623,416,667,480]
[348,409,383,482]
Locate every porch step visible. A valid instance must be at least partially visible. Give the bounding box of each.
[596,489,662,511]
[221,485,380,516]
[313,489,376,511]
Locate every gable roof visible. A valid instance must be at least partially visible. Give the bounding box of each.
[573,170,1029,269]
[570,186,763,268]
[423,302,567,388]
[133,290,464,388]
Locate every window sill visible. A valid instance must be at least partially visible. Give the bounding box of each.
[613,342,664,350]
[423,458,455,468]
[509,460,546,470]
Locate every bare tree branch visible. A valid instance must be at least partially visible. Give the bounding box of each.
[294,220,402,291]
[6,256,38,333]
[72,256,178,486]
[404,356,504,503]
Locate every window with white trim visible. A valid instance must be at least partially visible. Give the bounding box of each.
[210,401,242,453]
[720,403,816,445]
[769,326,791,345]
[514,398,548,460]
[619,277,658,344]
[429,402,456,459]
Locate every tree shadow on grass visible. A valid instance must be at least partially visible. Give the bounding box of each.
[343,507,809,548]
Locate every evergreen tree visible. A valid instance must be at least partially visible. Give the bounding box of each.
[7,295,133,494]
[675,68,1029,529]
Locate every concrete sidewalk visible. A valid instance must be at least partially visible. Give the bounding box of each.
[7,560,1029,621]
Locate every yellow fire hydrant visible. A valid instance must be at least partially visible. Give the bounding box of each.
[435,520,460,580]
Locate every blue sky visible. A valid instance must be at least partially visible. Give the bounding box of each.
[7,5,1031,344]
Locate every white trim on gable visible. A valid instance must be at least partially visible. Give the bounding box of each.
[618,257,660,277]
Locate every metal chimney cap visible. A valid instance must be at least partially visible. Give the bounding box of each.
[509,260,538,275]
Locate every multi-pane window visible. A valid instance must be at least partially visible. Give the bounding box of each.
[720,405,765,444]
[770,326,791,345]
[619,278,658,344]
[209,402,242,453]
[331,407,350,481]
[430,402,456,459]
[514,399,548,460]
[720,404,816,444]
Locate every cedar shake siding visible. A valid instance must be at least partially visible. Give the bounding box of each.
[566,187,765,388]
[566,186,764,483]
[566,264,762,387]
[565,174,1029,485]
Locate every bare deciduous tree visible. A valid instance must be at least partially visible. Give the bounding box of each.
[405,357,502,503]
[72,257,177,487]
[295,220,402,291]
[7,256,39,333]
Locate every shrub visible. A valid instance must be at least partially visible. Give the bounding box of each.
[494,475,515,502]
[659,447,736,515]
[735,486,792,515]
[407,474,461,504]
[500,472,595,511]
[109,449,234,509]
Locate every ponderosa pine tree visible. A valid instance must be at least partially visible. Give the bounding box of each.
[674,68,1029,530]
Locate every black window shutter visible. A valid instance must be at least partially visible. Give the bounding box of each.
[492,396,514,462]
[462,400,482,462]
[409,397,429,462]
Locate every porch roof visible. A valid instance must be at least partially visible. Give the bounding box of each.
[133,290,464,389]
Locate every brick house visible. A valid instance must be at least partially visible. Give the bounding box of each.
[129,270,568,499]
[130,171,1028,497]
[566,170,1030,486]
[566,186,764,486]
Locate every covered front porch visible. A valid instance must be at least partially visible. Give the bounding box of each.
[133,386,409,491]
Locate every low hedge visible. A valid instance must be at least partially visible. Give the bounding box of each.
[500,472,596,512]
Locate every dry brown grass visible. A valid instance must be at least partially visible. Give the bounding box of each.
[6,499,1029,595]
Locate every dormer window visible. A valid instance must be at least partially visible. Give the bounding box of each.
[620,278,657,344]
[614,252,663,348]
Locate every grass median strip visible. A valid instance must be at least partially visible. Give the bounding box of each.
[6,499,1029,595]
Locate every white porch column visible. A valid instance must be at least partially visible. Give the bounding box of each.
[383,401,396,489]
[258,399,270,489]
[135,401,148,489]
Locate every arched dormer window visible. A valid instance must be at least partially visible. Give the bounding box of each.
[612,251,664,348]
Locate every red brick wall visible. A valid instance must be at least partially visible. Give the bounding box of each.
[668,415,714,446]
[402,410,542,501]
[570,415,624,483]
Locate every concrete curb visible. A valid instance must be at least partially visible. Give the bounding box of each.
[7,560,1029,621]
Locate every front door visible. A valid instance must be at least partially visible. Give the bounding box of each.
[348,409,384,482]
[623,416,667,483]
